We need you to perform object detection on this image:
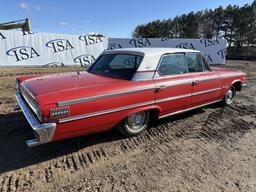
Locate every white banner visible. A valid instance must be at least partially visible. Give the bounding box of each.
[0,31,226,66]
[109,38,227,64]
[0,30,108,67]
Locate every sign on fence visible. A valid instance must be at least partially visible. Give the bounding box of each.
[108,38,226,64]
[0,31,108,67]
[0,30,226,66]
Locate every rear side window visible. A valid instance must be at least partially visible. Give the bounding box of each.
[186,53,203,72]
[158,54,187,76]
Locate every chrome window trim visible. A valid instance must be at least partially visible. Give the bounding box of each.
[59,87,222,123]
[153,70,211,80]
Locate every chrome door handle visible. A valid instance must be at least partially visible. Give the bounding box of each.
[192,80,200,86]
[156,85,167,92]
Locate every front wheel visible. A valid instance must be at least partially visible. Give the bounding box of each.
[222,86,236,105]
[117,110,150,136]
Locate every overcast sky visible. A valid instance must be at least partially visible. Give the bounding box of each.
[0,0,253,37]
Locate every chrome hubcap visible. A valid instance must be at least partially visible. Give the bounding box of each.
[225,89,234,104]
[127,111,147,131]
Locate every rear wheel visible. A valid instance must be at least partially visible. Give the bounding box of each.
[222,86,236,105]
[117,110,150,136]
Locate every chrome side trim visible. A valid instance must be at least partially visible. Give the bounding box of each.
[156,93,191,103]
[58,75,227,107]
[58,86,156,107]
[191,87,221,96]
[59,87,222,123]
[221,74,242,79]
[156,88,220,103]
[195,77,220,82]
[59,100,156,123]
[159,79,193,88]
[159,99,222,119]
[16,93,56,147]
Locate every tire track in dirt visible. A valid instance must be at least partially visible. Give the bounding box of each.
[0,175,20,192]
[51,147,108,173]
[40,104,256,175]
[0,104,255,191]
[0,172,36,192]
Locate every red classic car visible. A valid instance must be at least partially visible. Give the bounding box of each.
[16,48,247,147]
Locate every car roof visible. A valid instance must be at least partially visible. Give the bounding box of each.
[104,47,201,55]
[101,48,202,81]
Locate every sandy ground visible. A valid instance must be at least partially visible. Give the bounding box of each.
[0,61,255,192]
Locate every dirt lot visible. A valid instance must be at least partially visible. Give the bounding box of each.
[0,61,255,192]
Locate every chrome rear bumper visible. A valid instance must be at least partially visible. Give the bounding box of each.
[16,93,56,147]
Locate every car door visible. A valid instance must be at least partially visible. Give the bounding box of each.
[186,53,222,107]
[154,53,193,117]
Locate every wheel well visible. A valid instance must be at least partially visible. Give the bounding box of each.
[149,108,160,122]
[232,81,242,92]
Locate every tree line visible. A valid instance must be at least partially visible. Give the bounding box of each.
[133,2,256,50]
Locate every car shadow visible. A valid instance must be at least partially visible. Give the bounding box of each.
[0,105,217,174]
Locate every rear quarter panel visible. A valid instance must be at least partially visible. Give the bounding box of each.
[52,80,157,141]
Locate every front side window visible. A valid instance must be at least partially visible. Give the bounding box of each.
[186,53,204,73]
[89,53,143,80]
[158,54,187,76]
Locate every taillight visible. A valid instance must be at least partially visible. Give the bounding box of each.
[50,107,70,120]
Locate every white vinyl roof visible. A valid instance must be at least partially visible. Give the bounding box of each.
[104,48,201,72]
[104,47,200,56]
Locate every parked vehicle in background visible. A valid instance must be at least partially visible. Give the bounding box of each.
[15,48,247,147]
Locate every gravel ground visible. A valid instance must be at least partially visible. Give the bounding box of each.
[0,60,255,192]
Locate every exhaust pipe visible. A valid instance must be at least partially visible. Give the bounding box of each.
[26,139,40,147]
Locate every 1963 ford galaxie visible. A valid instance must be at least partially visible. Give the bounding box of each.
[16,48,247,147]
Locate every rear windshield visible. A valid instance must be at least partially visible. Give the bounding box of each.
[89,53,143,80]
